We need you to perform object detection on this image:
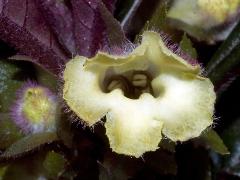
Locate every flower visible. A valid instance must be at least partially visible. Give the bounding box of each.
[63,31,216,157]
[167,0,240,42]
[11,81,58,134]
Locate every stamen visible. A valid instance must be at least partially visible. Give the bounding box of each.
[107,80,123,91]
[106,76,133,97]
[132,74,148,88]
[132,71,152,89]
[104,71,155,99]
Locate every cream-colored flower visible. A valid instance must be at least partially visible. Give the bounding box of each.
[63,31,216,157]
[167,0,240,42]
[168,0,240,28]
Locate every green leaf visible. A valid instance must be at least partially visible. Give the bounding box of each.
[43,151,66,179]
[221,118,240,176]
[56,113,73,148]
[0,60,20,81]
[145,0,169,30]
[0,167,7,180]
[99,163,110,180]
[10,56,58,92]
[206,20,240,85]
[2,153,46,180]
[0,113,23,149]
[144,149,177,175]
[99,151,142,180]
[35,64,58,92]
[0,132,58,160]
[180,33,197,59]
[0,60,22,112]
[201,129,229,155]
[58,168,77,180]
[135,0,170,43]
[0,81,22,113]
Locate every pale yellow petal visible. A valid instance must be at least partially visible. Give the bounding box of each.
[63,56,110,125]
[105,94,163,158]
[152,73,216,141]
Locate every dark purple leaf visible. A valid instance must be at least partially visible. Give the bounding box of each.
[36,0,76,56]
[70,0,126,57]
[102,0,116,13]
[0,0,126,74]
[99,2,127,50]
[0,0,68,75]
[70,0,103,57]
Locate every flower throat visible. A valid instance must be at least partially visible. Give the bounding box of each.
[102,70,155,99]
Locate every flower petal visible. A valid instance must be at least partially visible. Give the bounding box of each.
[152,73,216,141]
[141,31,200,74]
[63,57,110,125]
[105,94,164,158]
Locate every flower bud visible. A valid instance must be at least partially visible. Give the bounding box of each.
[167,0,240,42]
[11,81,58,134]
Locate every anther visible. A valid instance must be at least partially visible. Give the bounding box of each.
[106,76,132,96]
[132,71,152,89]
